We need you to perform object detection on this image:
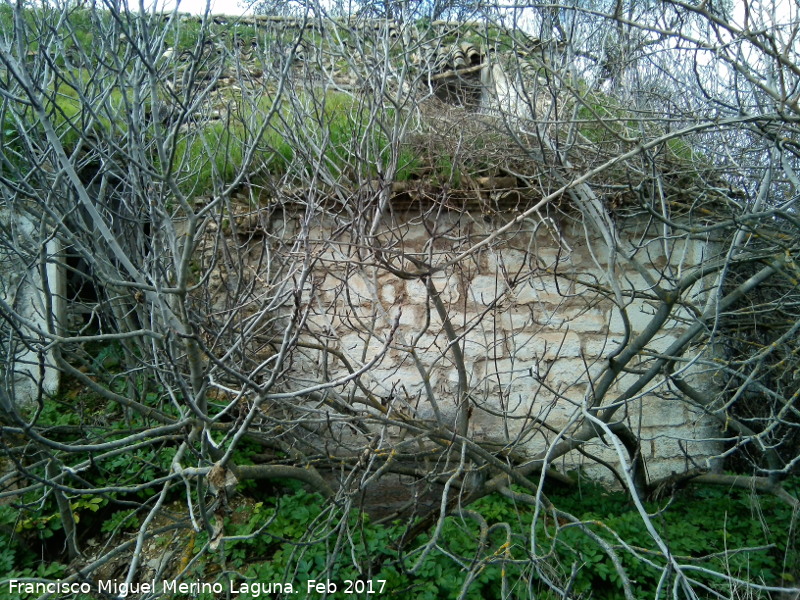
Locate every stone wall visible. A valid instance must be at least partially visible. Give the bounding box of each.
[208,193,723,484]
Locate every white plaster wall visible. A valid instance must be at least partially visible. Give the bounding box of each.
[0,207,63,406]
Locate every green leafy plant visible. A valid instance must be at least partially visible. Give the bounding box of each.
[146,478,796,600]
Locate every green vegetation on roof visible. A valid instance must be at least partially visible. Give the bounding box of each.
[2,3,708,208]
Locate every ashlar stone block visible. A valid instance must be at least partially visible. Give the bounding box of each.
[469,274,509,306]
[344,273,376,306]
[608,301,661,335]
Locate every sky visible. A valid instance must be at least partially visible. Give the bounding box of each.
[153,0,796,32]
[157,0,254,16]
